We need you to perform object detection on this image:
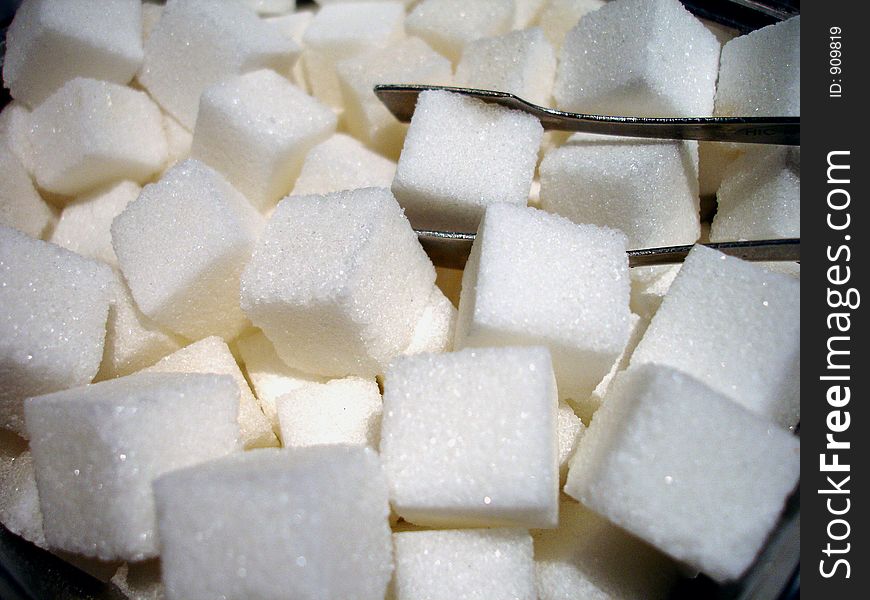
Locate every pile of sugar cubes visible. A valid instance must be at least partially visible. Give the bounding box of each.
[0,0,800,598]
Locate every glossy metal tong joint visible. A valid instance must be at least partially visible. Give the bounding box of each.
[416,230,800,270]
[374,84,800,145]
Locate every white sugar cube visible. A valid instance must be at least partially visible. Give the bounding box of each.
[277,376,382,448]
[302,2,406,110]
[710,146,800,242]
[139,0,298,129]
[565,365,800,581]
[536,0,606,49]
[539,134,700,249]
[715,16,799,117]
[0,142,53,240]
[0,225,113,436]
[455,28,556,107]
[557,402,584,483]
[191,69,336,212]
[380,346,559,528]
[0,101,35,173]
[112,159,264,341]
[263,11,313,90]
[336,37,453,158]
[0,431,47,548]
[28,78,167,197]
[24,371,241,561]
[406,0,515,64]
[554,0,720,117]
[242,0,296,15]
[402,285,457,356]
[630,245,800,428]
[50,181,140,267]
[392,90,543,231]
[96,270,183,381]
[393,529,536,600]
[144,337,277,449]
[240,187,435,377]
[533,498,677,600]
[3,0,143,108]
[456,204,632,407]
[154,446,392,600]
[110,561,164,600]
[161,112,193,169]
[291,133,396,197]
[235,330,327,430]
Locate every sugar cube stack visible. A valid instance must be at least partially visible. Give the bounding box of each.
[336,36,453,158]
[456,204,633,415]
[143,337,277,449]
[290,133,397,197]
[240,187,435,377]
[540,133,700,249]
[96,270,184,381]
[24,371,241,561]
[554,0,720,117]
[49,181,140,267]
[380,346,559,528]
[565,365,800,581]
[276,376,382,448]
[28,78,168,197]
[405,0,515,64]
[191,69,336,212]
[301,2,406,111]
[392,90,543,232]
[455,27,556,107]
[402,285,457,356]
[630,245,800,428]
[0,430,47,549]
[710,146,800,242]
[112,159,265,342]
[2,0,143,108]
[0,141,53,240]
[153,446,393,600]
[392,529,537,600]
[533,498,677,600]
[0,225,113,436]
[235,330,327,429]
[139,0,299,129]
[536,0,607,49]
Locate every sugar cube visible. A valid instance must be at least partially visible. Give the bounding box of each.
[539,133,700,249]
[96,270,184,381]
[0,142,53,240]
[139,0,298,129]
[291,134,396,197]
[532,497,677,600]
[0,225,113,436]
[154,446,392,600]
[336,37,453,158]
[144,337,277,449]
[0,430,47,548]
[191,69,336,212]
[235,330,327,430]
[402,285,457,356]
[240,187,435,377]
[0,101,35,174]
[393,529,536,600]
[380,346,559,528]
[3,0,143,108]
[565,365,800,581]
[536,0,606,49]
[392,90,543,232]
[302,2,406,110]
[24,371,241,560]
[456,204,633,406]
[557,402,584,483]
[630,245,800,428]
[263,11,314,91]
[554,0,720,117]
[112,159,264,342]
[710,146,800,242]
[50,181,140,267]
[406,0,515,64]
[715,16,800,117]
[276,376,382,448]
[455,28,556,107]
[28,78,167,197]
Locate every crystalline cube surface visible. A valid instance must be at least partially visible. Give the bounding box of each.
[0,142,52,239]
[291,133,396,197]
[537,0,607,50]
[402,285,457,356]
